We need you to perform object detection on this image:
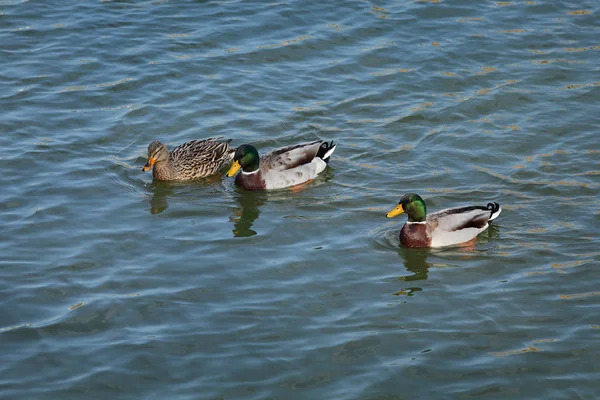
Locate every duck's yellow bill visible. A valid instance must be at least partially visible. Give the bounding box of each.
[386,204,405,218]
[142,157,155,172]
[226,160,241,177]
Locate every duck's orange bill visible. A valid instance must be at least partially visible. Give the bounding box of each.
[142,157,155,172]
[386,204,405,218]
[226,160,241,177]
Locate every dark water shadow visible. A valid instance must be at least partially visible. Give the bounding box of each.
[147,181,175,214]
[397,248,431,282]
[146,174,226,215]
[387,248,430,297]
[369,223,429,295]
[229,188,268,238]
[481,223,501,243]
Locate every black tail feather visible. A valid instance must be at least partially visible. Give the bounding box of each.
[316,140,336,164]
[486,202,500,214]
[486,202,501,221]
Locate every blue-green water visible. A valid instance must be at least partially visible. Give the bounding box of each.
[1,1,599,399]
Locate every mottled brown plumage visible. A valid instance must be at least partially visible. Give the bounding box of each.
[142,137,235,181]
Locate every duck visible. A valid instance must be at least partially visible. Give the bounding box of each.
[142,137,235,181]
[386,193,501,248]
[226,139,337,190]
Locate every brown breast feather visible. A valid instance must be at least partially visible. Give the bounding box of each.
[236,171,267,190]
[400,223,431,248]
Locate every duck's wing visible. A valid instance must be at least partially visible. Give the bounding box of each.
[260,158,325,189]
[260,140,324,172]
[170,137,234,177]
[259,140,337,189]
[170,137,234,164]
[431,204,499,231]
[427,203,501,247]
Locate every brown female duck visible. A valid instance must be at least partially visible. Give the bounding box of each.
[142,137,235,181]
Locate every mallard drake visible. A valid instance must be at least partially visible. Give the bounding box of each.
[226,139,336,190]
[386,193,501,248]
[142,137,235,181]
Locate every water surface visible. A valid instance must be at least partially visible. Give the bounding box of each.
[1,1,599,399]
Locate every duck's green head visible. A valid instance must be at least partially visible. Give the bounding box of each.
[226,144,260,176]
[386,193,427,222]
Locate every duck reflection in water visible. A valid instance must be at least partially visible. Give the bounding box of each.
[389,249,429,297]
[146,174,225,215]
[230,189,267,237]
[398,248,431,282]
[147,181,175,215]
